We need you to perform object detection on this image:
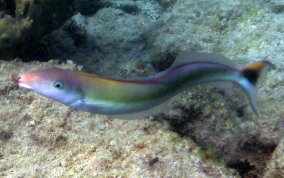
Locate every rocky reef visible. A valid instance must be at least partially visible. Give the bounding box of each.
[0,0,136,59]
[0,59,237,177]
[0,0,76,58]
[0,0,284,177]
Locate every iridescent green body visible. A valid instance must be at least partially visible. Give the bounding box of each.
[72,62,239,115]
[17,52,272,117]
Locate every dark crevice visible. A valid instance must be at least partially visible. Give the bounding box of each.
[155,105,277,178]
[151,52,176,72]
[22,2,30,17]
[63,21,88,48]
[1,0,16,17]
[155,106,203,138]
[236,106,245,118]
[227,160,256,178]
[227,137,277,177]
[0,130,13,140]
[78,1,107,16]
[238,137,277,154]
[20,18,89,62]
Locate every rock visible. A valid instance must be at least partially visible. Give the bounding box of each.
[0,0,283,177]
[156,0,177,9]
[0,0,77,58]
[146,1,284,177]
[39,7,157,77]
[264,139,284,178]
[0,0,113,59]
[0,59,236,177]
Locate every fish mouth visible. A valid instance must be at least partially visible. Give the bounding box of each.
[17,77,33,89]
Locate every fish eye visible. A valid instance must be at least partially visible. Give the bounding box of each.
[53,81,64,90]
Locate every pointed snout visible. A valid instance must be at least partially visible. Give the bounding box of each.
[16,72,38,90]
[18,76,33,89]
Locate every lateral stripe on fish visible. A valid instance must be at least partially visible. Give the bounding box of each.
[16,52,273,118]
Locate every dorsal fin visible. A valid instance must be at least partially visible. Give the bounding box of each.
[171,51,235,68]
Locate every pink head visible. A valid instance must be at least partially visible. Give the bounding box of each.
[16,68,84,105]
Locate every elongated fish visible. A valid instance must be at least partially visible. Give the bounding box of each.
[15,52,272,118]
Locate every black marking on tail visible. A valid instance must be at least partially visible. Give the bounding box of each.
[242,60,274,86]
[242,69,259,85]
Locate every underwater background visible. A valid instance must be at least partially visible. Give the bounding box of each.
[0,0,283,177]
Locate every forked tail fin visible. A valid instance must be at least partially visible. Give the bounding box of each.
[240,61,274,116]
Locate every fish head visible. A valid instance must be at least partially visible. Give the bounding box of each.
[18,68,84,104]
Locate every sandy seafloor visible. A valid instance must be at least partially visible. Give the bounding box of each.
[1,0,284,177]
